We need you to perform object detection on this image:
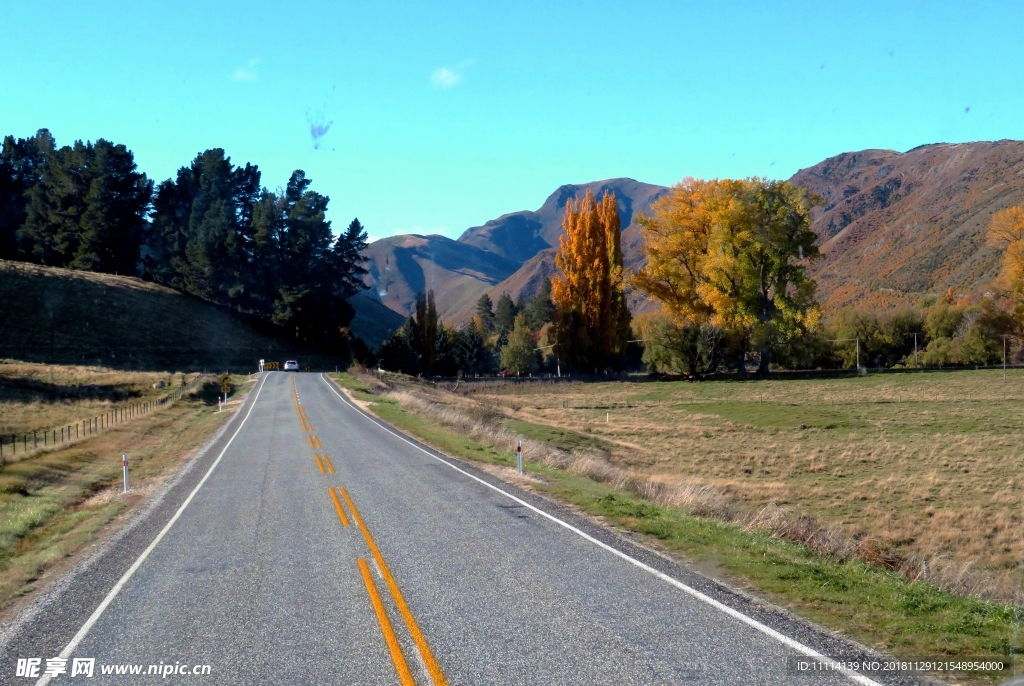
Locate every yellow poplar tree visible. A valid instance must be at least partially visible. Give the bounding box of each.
[987,206,1024,322]
[551,189,630,371]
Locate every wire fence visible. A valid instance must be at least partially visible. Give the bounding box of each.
[0,375,205,465]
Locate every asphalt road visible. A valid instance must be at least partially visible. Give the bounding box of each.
[0,372,923,685]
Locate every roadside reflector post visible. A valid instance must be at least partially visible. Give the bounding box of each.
[516,440,523,475]
[122,454,129,493]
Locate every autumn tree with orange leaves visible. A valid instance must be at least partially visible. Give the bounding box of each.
[988,205,1024,326]
[551,189,631,372]
[630,177,820,375]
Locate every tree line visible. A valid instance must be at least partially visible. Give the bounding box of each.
[376,177,1023,379]
[375,189,640,378]
[632,178,1022,376]
[0,129,369,355]
[375,282,558,376]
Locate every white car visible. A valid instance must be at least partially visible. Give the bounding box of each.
[283,360,299,371]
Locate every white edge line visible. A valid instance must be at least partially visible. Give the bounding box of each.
[319,374,883,686]
[35,373,271,686]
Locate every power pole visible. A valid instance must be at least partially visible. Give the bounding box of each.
[1003,335,1008,382]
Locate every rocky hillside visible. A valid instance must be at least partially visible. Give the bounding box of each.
[360,179,667,323]
[354,140,1024,335]
[793,140,1024,310]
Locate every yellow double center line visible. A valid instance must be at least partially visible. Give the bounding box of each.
[328,487,350,526]
[358,558,415,685]
[301,376,444,683]
[340,487,448,686]
[315,454,335,474]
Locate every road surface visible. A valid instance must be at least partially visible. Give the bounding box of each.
[0,372,912,685]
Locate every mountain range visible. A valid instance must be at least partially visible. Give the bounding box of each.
[353,140,1024,336]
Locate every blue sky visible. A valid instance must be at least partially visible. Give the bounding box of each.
[3,1,1022,242]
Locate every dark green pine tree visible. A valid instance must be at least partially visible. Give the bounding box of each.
[71,140,153,274]
[524,277,556,330]
[20,138,151,274]
[332,218,369,295]
[178,150,259,304]
[455,324,491,375]
[0,129,54,260]
[147,149,261,308]
[378,325,417,374]
[475,293,495,333]
[494,292,517,337]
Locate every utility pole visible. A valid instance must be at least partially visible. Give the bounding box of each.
[536,342,559,377]
[913,333,919,368]
[1003,335,1008,382]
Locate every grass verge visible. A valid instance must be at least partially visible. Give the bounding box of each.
[0,377,249,618]
[329,372,1022,685]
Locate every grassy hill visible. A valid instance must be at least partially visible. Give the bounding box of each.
[0,260,330,371]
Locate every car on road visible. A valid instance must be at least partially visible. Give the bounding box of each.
[283,360,299,371]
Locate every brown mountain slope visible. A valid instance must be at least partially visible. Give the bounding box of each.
[345,292,407,348]
[360,179,668,325]
[794,140,1024,310]
[355,140,1024,340]
[457,178,667,264]
[362,234,520,320]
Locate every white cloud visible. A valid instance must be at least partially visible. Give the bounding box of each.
[430,67,460,88]
[430,59,473,89]
[232,58,260,81]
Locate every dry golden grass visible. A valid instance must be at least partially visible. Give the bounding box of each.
[0,360,195,437]
[0,365,242,614]
[397,369,1024,601]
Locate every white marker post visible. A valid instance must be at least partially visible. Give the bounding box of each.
[516,440,523,475]
[122,454,129,493]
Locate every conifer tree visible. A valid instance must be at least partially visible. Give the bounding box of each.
[494,292,517,337]
[0,129,53,260]
[20,138,151,274]
[475,293,495,333]
[523,277,556,330]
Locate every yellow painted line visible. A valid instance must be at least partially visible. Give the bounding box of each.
[329,487,350,526]
[307,423,315,433]
[322,454,336,474]
[313,435,322,448]
[314,454,326,474]
[340,488,448,686]
[307,435,315,448]
[358,558,415,686]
